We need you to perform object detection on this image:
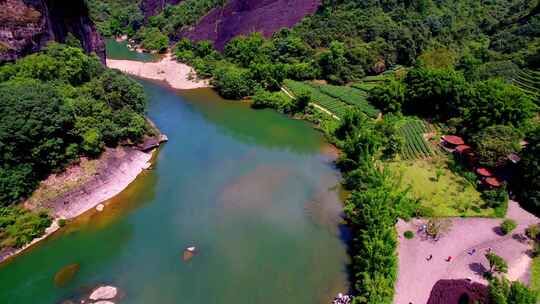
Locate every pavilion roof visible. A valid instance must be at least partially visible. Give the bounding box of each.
[484,177,503,187]
[442,135,465,145]
[456,145,472,153]
[476,168,493,177]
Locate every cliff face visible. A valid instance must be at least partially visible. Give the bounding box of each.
[181,0,321,50]
[139,0,182,20]
[0,0,105,63]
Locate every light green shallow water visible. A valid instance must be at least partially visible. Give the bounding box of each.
[0,50,350,304]
[105,39,158,62]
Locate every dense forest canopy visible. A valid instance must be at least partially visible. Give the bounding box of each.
[2,0,539,301]
[0,43,149,206]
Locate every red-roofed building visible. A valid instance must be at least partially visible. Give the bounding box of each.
[476,168,493,177]
[455,145,472,154]
[442,135,465,146]
[484,177,503,188]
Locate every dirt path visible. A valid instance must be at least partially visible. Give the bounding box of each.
[280,86,341,121]
[394,201,538,304]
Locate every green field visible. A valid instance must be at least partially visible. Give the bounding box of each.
[397,119,438,160]
[388,159,493,217]
[283,79,351,118]
[307,83,380,118]
[513,69,540,101]
[531,256,540,303]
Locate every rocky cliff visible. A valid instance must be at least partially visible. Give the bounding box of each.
[0,0,105,63]
[181,0,321,50]
[139,0,182,20]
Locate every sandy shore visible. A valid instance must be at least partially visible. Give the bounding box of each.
[0,144,157,264]
[106,53,210,90]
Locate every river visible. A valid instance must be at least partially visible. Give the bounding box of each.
[0,42,350,304]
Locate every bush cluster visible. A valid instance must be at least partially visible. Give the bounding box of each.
[0,44,148,206]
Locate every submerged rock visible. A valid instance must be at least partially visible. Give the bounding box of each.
[182,246,197,261]
[54,263,80,287]
[89,285,118,301]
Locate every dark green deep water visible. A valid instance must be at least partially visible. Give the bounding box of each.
[0,44,349,304]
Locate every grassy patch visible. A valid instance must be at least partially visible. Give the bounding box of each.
[530,256,540,297]
[25,157,99,208]
[0,206,52,249]
[388,158,493,217]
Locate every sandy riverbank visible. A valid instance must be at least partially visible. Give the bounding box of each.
[106,53,210,90]
[0,143,159,264]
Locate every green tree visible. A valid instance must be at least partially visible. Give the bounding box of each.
[224,32,270,67]
[317,41,350,84]
[212,65,255,99]
[517,128,540,212]
[369,79,405,113]
[140,27,169,53]
[404,67,469,119]
[471,125,522,167]
[489,277,537,304]
[500,219,517,235]
[486,252,508,275]
[464,80,537,131]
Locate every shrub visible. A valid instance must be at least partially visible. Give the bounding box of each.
[404,230,414,239]
[0,207,52,249]
[500,219,517,235]
[482,188,509,218]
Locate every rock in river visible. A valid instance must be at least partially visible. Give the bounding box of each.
[89,286,117,301]
[183,246,197,261]
[54,263,80,287]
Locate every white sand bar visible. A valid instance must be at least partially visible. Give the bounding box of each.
[106,53,210,90]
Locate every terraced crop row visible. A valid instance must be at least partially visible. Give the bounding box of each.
[351,82,380,92]
[513,69,540,100]
[283,80,350,118]
[398,120,436,160]
[306,83,380,118]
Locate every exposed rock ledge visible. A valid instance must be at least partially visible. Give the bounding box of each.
[36,146,154,219]
[0,135,166,264]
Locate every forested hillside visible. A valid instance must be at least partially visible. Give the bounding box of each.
[83,0,540,302]
[0,44,149,249]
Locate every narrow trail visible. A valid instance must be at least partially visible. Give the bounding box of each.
[281,86,341,121]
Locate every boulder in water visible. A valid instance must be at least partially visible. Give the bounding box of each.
[96,204,105,212]
[89,285,118,301]
[182,246,197,261]
[54,263,80,287]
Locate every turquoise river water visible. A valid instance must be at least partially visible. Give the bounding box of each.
[0,41,350,304]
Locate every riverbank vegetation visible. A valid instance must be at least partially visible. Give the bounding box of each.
[0,44,150,249]
[86,0,540,301]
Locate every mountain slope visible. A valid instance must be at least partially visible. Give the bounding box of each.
[181,0,321,50]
